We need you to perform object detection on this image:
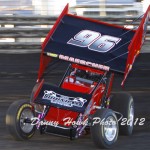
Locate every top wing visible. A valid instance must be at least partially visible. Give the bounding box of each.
[38,4,150,85]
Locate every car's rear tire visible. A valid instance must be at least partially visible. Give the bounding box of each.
[30,82,40,103]
[110,92,134,136]
[91,109,118,149]
[6,100,35,140]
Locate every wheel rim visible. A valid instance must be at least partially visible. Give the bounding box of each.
[104,116,117,142]
[20,108,34,133]
[129,104,134,127]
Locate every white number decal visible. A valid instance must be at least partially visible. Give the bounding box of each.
[67,30,121,53]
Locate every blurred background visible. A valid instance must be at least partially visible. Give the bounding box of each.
[0,0,148,16]
[0,0,149,53]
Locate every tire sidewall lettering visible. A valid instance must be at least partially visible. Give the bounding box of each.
[17,104,32,120]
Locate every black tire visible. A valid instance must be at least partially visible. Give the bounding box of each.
[109,92,134,136]
[91,109,118,149]
[6,100,36,140]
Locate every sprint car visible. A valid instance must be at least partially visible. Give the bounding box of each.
[6,4,150,149]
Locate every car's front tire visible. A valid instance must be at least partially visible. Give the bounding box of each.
[6,100,35,140]
[91,108,118,149]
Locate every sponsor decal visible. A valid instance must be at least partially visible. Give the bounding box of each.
[46,53,110,71]
[59,54,110,71]
[46,52,58,58]
[42,90,87,108]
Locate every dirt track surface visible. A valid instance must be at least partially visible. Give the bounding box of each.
[0,53,150,150]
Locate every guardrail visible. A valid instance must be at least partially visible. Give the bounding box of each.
[0,15,149,53]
